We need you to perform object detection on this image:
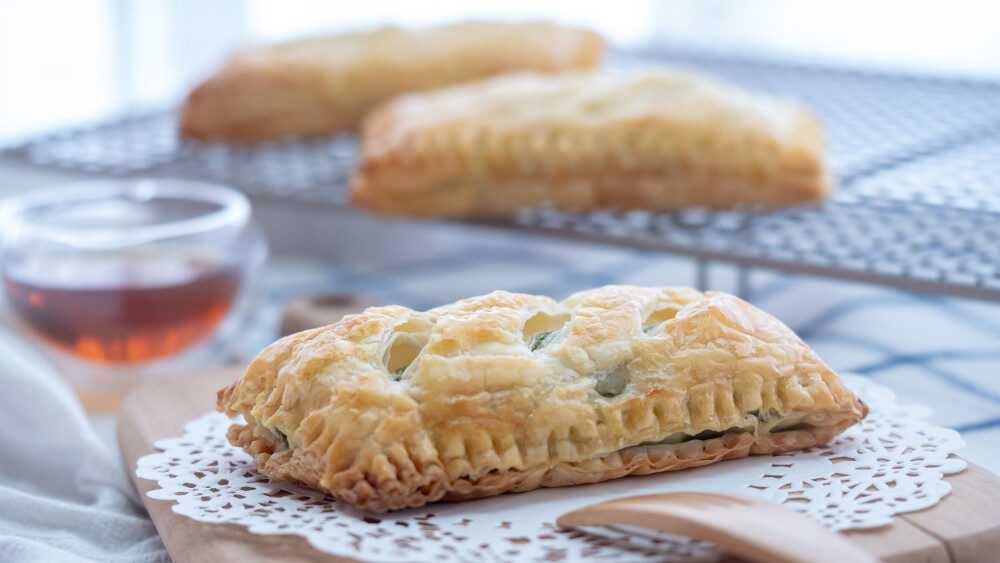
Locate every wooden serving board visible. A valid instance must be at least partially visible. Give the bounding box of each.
[119,367,1000,563]
[118,299,1000,562]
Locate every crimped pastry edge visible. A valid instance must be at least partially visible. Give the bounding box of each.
[224,411,866,513]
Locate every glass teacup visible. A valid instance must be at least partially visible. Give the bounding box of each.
[0,179,267,410]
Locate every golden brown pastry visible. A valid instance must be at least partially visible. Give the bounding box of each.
[218,286,866,513]
[180,22,604,142]
[351,68,831,216]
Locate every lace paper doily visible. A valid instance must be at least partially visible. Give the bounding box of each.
[136,375,965,562]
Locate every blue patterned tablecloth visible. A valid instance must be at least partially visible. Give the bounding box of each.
[245,228,1000,475]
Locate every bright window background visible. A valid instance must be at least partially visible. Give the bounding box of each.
[1,0,999,144]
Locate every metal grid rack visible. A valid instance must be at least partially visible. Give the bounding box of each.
[3,49,1000,302]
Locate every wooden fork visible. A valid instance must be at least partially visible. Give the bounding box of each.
[557,492,878,563]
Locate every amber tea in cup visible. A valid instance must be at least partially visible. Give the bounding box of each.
[3,252,242,363]
[0,179,266,409]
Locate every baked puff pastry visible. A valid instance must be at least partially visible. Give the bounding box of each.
[350,69,832,216]
[180,21,604,142]
[218,286,866,513]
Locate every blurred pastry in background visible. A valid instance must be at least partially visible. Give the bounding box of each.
[180,21,604,142]
[351,68,831,217]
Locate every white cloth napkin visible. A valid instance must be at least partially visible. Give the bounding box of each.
[0,328,168,562]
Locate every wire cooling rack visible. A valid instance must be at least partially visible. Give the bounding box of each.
[2,49,1000,301]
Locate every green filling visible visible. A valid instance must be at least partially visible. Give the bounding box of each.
[529,331,556,351]
[392,366,407,381]
[273,428,290,449]
[749,408,803,431]
[594,365,629,398]
[641,426,744,446]
[638,411,810,448]
[642,324,659,334]
[690,428,731,441]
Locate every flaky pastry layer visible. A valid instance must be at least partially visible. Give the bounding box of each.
[351,68,832,216]
[218,287,866,512]
[180,21,603,142]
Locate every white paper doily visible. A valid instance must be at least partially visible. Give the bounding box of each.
[136,375,966,562]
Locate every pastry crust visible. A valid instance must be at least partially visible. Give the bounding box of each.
[180,22,604,142]
[350,69,832,216]
[218,286,866,512]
